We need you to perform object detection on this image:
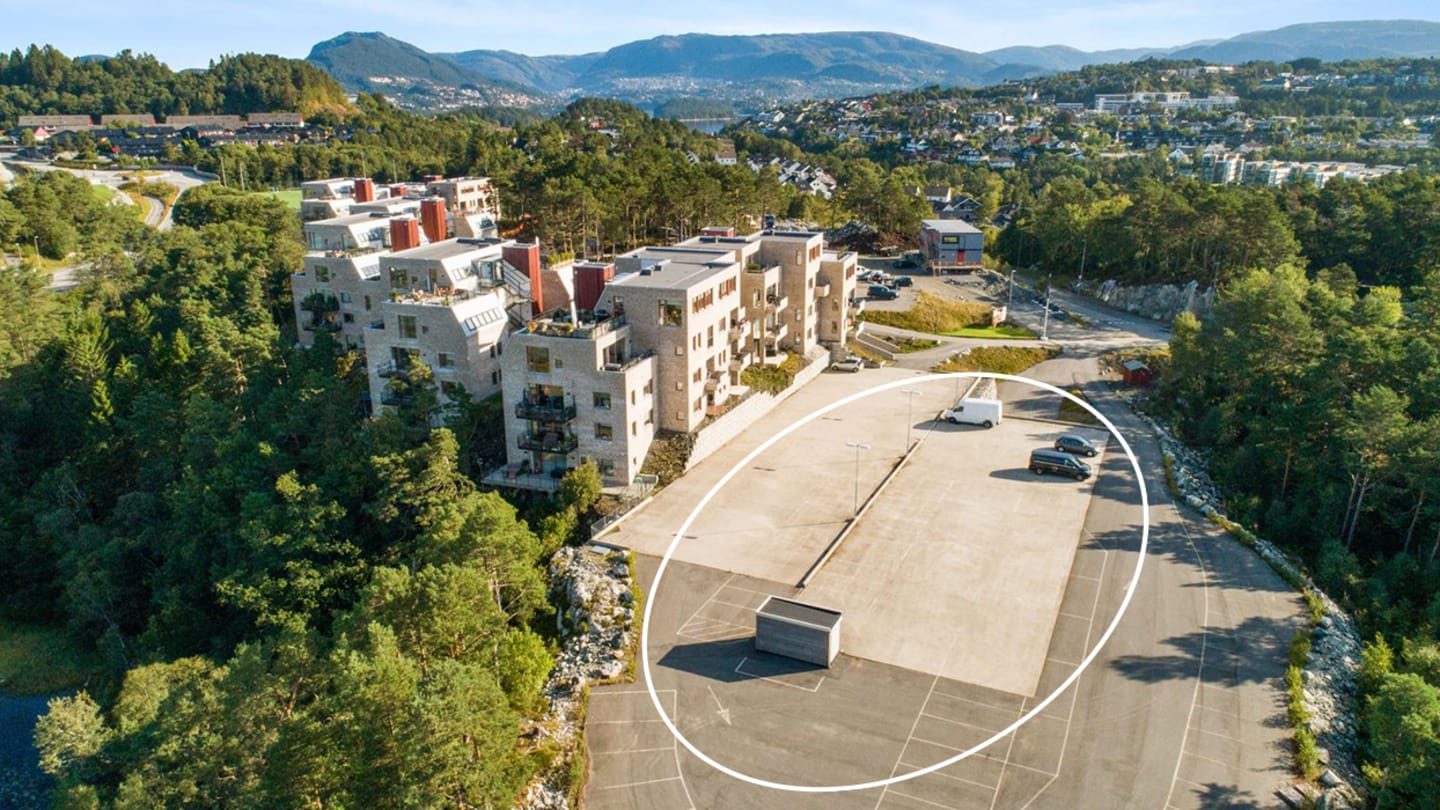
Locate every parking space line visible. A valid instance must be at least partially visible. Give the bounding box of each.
[875,675,939,810]
[921,711,1009,735]
[588,775,684,791]
[1188,726,1247,745]
[707,597,761,611]
[888,788,961,809]
[732,656,826,692]
[591,746,679,755]
[1057,611,1091,621]
[587,718,671,725]
[928,689,1027,715]
[1181,749,1233,769]
[897,761,998,792]
[590,688,676,697]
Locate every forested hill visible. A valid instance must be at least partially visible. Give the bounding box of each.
[0,46,351,125]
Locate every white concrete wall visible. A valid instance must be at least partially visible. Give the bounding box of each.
[686,347,827,470]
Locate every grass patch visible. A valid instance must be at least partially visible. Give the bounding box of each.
[890,336,940,353]
[941,323,1038,340]
[933,345,1060,376]
[261,189,302,210]
[847,343,887,365]
[0,618,103,696]
[89,184,116,203]
[861,291,992,334]
[1057,388,1102,425]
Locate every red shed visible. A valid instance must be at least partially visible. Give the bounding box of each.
[1121,359,1153,386]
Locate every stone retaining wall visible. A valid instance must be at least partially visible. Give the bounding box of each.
[686,348,828,470]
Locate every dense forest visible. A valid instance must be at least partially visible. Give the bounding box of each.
[0,46,350,124]
[0,177,605,806]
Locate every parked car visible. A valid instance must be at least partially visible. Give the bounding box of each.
[1029,448,1092,480]
[891,276,914,287]
[830,356,864,373]
[868,285,898,300]
[1053,434,1098,457]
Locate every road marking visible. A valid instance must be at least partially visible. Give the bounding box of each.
[1181,749,1233,769]
[1163,507,1212,810]
[875,675,939,809]
[887,788,961,809]
[920,712,1007,735]
[707,685,731,725]
[588,775,683,791]
[592,746,680,755]
[897,761,998,792]
[732,657,826,692]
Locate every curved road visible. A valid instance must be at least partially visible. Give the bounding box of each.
[586,271,1304,809]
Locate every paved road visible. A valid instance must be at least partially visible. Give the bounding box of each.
[0,159,208,231]
[585,276,1303,808]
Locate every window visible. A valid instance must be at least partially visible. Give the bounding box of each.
[342,312,354,323]
[658,299,683,326]
[942,235,960,245]
[693,369,702,383]
[364,295,372,311]
[631,390,637,405]
[397,315,418,339]
[593,392,611,409]
[389,267,407,290]
[526,346,550,373]
[340,291,351,303]
[674,345,683,356]
[597,459,616,477]
[706,325,714,348]
[314,265,331,283]
[595,423,613,441]
[644,381,653,395]
[437,353,455,368]
[491,370,501,385]
[554,357,563,369]
[632,421,638,436]
[675,381,682,391]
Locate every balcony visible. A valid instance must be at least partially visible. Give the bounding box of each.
[518,431,579,454]
[728,320,751,343]
[601,349,655,374]
[380,389,415,407]
[376,362,415,379]
[302,318,343,333]
[704,370,724,393]
[815,283,832,298]
[767,322,789,341]
[765,294,789,313]
[515,399,577,422]
[729,350,752,371]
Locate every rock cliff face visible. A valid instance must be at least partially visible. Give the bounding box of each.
[1088,279,1216,322]
[517,547,636,810]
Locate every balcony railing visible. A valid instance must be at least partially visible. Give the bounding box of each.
[601,349,655,373]
[515,400,577,422]
[765,294,789,312]
[376,362,414,379]
[526,313,628,340]
[517,432,579,454]
[815,283,832,298]
[302,320,343,333]
[380,389,416,407]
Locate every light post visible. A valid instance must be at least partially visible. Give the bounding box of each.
[1078,239,1088,283]
[845,441,870,517]
[901,389,921,452]
[1007,268,1016,308]
[1042,276,1052,341]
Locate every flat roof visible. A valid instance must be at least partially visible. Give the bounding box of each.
[757,595,842,630]
[922,219,983,234]
[387,239,494,262]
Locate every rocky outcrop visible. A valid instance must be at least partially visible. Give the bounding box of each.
[1127,398,1365,808]
[1084,279,1216,322]
[515,547,636,810]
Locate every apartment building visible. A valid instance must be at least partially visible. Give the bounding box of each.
[485,226,858,490]
[920,219,984,270]
[496,312,657,489]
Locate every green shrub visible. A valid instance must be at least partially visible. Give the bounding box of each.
[741,363,792,395]
[1294,726,1321,780]
[932,345,1060,376]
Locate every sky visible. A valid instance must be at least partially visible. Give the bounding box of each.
[7,0,1440,68]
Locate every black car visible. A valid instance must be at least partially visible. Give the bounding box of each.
[1054,434,1098,457]
[891,276,914,287]
[1030,448,1092,480]
[868,284,899,300]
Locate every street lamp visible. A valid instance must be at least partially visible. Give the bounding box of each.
[1078,239,1088,283]
[1042,276,1052,341]
[1007,268,1016,308]
[901,389,922,452]
[845,441,870,517]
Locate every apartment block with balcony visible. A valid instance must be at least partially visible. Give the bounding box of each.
[291,252,383,349]
[491,312,656,490]
[604,247,743,434]
[739,261,787,365]
[755,230,824,355]
[364,236,538,411]
[816,249,859,346]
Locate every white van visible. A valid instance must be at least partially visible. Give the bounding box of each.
[941,398,1002,428]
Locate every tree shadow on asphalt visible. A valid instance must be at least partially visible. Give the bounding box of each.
[1183,782,1262,809]
[1107,614,1299,686]
[657,638,826,684]
[1083,523,1298,596]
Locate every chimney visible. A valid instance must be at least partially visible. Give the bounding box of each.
[420,198,448,243]
[354,177,374,203]
[502,242,543,315]
[390,217,420,252]
[389,184,407,199]
[573,262,614,312]
[701,226,736,238]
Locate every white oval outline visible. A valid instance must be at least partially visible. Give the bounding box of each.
[640,371,1149,792]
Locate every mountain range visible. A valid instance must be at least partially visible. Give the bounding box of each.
[305,20,1440,110]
